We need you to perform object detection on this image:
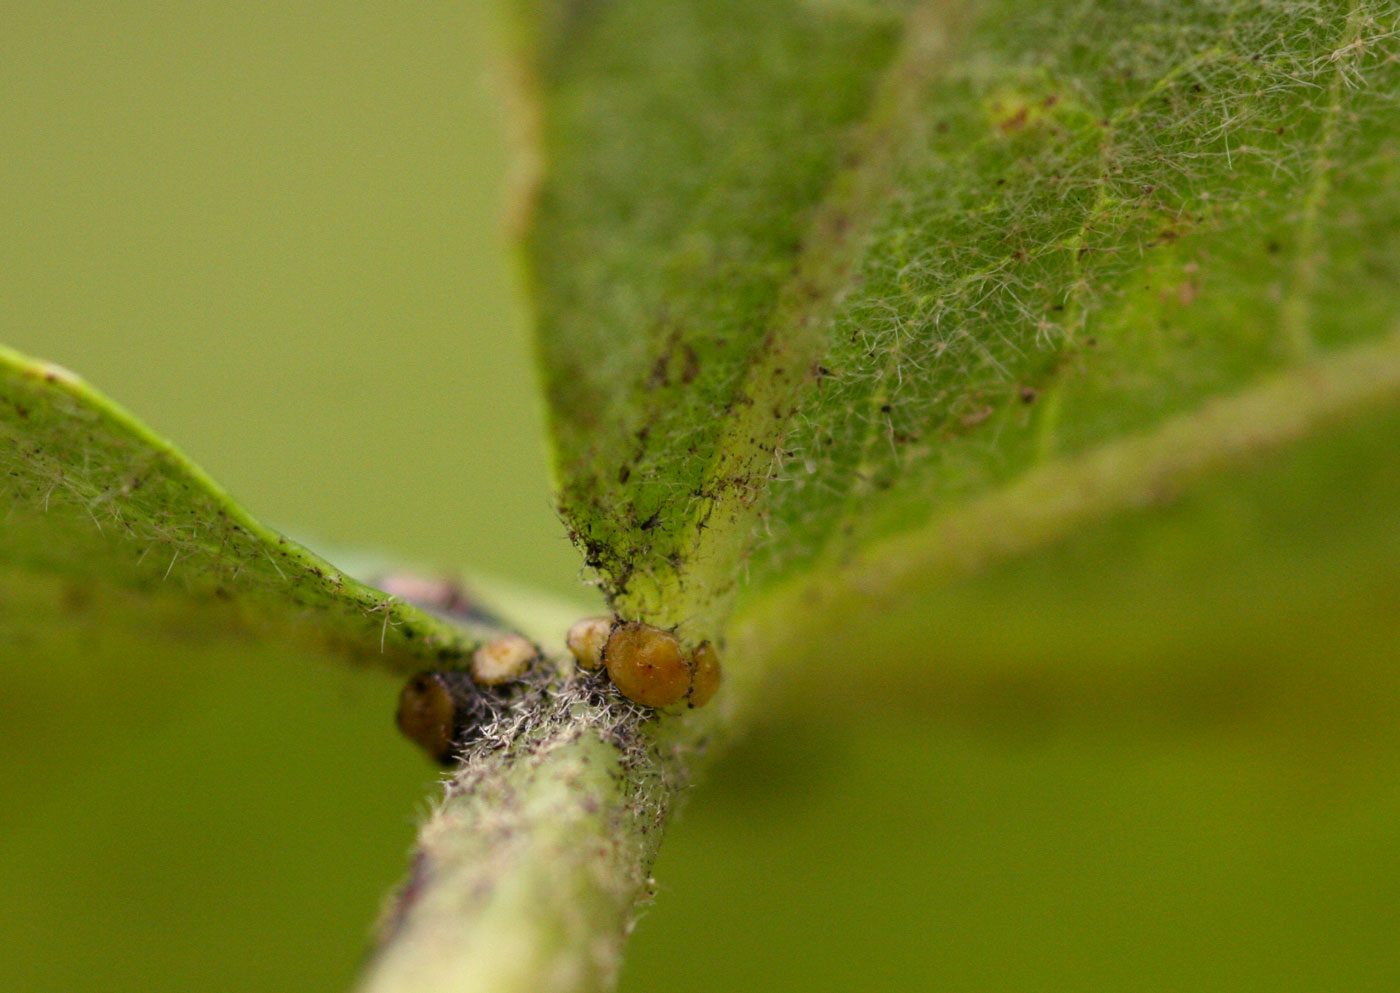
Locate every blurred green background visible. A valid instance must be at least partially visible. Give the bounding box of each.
[3,4,1400,993]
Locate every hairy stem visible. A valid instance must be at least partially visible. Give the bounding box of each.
[355,660,732,993]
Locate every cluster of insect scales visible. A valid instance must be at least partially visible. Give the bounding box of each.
[397,616,721,764]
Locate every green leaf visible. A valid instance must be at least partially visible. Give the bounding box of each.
[521,0,1400,667]
[514,10,1400,988]
[519,0,911,627]
[0,344,489,675]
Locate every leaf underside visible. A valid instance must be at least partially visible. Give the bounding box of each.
[0,346,487,676]
[521,0,1400,668]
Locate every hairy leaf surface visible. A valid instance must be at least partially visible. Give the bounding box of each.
[0,345,490,675]
[522,0,1400,658]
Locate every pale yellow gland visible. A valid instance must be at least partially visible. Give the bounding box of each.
[566,616,613,670]
[471,634,537,686]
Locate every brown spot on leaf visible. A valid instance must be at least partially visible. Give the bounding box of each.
[961,406,995,428]
[999,107,1029,132]
[680,344,700,385]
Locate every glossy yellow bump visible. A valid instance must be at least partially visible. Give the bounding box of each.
[566,616,613,671]
[687,641,722,708]
[471,633,537,686]
[604,621,691,708]
[396,672,457,764]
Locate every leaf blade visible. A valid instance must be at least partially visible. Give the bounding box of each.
[524,0,1400,655]
[521,0,911,627]
[1,345,482,672]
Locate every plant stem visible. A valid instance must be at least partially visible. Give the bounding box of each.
[355,671,699,993]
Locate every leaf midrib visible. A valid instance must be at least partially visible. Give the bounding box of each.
[733,324,1400,660]
[661,2,962,635]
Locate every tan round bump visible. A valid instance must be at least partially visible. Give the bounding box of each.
[603,621,691,708]
[396,672,458,764]
[471,633,538,686]
[566,616,614,671]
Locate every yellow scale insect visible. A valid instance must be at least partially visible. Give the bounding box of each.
[568,617,720,709]
[398,620,722,763]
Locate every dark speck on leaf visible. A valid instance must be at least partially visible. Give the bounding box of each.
[62,584,93,612]
[680,345,700,384]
